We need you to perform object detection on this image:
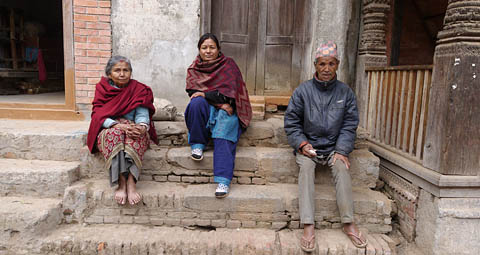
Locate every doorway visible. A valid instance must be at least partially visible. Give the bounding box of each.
[0,0,78,120]
[204,0,311,96]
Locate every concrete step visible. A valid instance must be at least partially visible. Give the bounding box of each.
[0,196,63,251]
[83,146,379,188]
[0,158,80,198]
[62,180,392,234]
[33,224,395,255]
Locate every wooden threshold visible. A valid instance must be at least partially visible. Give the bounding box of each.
[0,107,84,120]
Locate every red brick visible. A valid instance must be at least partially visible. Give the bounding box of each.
[76,97,93,104]
[74,21,86,28]
[75,56,99,64]
[88,78,102,85]
[75,77,88,84]
[75,49,87,56]
[87,50,110,58]
[98,1,111,8]
[73,0,98,7]
[74,28,99,36]
[98,57,110,65]
[75,42,99,50]
[98,15,111,22]
[76,70,102,78]
[74,35,87,43]
[76,91,88,97]
[87,91,95,97]
[98,30,111,36]
[87,36,111,44]
[74,7,87,14]
[87,64,105,71]
[86,22,111,30]
[98,43,111,51]
[86,7,111,15]
[75,63,87,71]
[74,14,98,22]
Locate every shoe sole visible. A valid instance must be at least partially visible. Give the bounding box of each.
[191,155,204,161]
[215,193,229,199]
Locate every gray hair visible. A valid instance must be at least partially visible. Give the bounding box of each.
[105,55,133,76]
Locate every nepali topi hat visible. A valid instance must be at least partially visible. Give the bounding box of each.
[315,41,338,60]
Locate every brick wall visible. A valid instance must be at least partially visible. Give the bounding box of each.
[73,0,112,109]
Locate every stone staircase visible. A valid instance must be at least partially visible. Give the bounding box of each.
[0,118,395,254]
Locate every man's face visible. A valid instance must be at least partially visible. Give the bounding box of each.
[314,56,339,82]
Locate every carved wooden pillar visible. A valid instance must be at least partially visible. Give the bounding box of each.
[355,0,390,127]
[423,0,480,175]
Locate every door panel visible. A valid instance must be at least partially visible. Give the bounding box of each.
[265,45,292,92]
[209,0,309,96]
[211,0,258,94]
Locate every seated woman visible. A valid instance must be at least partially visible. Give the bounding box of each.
[185,33,252,198]
[87,55,158,206]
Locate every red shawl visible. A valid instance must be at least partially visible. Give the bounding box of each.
[87,77,158,153]
[186,54,252,128]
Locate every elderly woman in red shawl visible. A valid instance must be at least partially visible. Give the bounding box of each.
[87,56,158,206]
[185,33,252,198]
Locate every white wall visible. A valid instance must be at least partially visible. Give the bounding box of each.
[112,0,200,111]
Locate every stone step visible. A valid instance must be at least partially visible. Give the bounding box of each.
[0,158,80,198]
[83,146,379,188]
[0,119,88,161]
[62,180,392,234]
[0,118,368,158]
[33,224,395,255]
[0,196,63,252]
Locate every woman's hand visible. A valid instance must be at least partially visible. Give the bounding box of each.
[127,125,147,140]
[190,92,205,99]
[219,103,233,115]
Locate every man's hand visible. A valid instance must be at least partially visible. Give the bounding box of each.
[332,153,350,169]
[301,144,317,158]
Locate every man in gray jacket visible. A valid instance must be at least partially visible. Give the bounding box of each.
[284,41,366,252]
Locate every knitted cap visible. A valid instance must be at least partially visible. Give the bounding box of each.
[315,41,338,60]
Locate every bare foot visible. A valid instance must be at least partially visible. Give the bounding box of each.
[114,174,127,205]
[126,174,142,205]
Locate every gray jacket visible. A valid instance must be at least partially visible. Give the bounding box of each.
[284,76,359,156]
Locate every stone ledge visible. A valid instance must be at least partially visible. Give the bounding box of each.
[35,224,394,255]
[0,158,80,198]
[62,180,392,233]
[82,146,380,188]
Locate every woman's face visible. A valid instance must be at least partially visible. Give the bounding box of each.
[108,61,131,87]
[199,38,219,61]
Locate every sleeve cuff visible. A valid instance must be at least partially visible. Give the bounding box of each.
[298,141,309,153]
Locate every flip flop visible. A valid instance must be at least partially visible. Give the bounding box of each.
[299,234,316,252]
[342,228,367,248]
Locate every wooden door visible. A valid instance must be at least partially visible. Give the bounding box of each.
[206,0,310,96]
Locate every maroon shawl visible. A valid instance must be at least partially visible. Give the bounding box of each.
[87,77,158,153]
[186,54,252,128]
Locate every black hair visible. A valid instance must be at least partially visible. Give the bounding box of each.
[197,33,221,50]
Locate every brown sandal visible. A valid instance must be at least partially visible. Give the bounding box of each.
[342,228,367,248]
[299,234,316,252]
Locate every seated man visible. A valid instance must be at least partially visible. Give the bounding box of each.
[284,41,367,252]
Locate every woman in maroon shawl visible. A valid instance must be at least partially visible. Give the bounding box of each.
[87,56,158,206]
[185,33,252,198]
